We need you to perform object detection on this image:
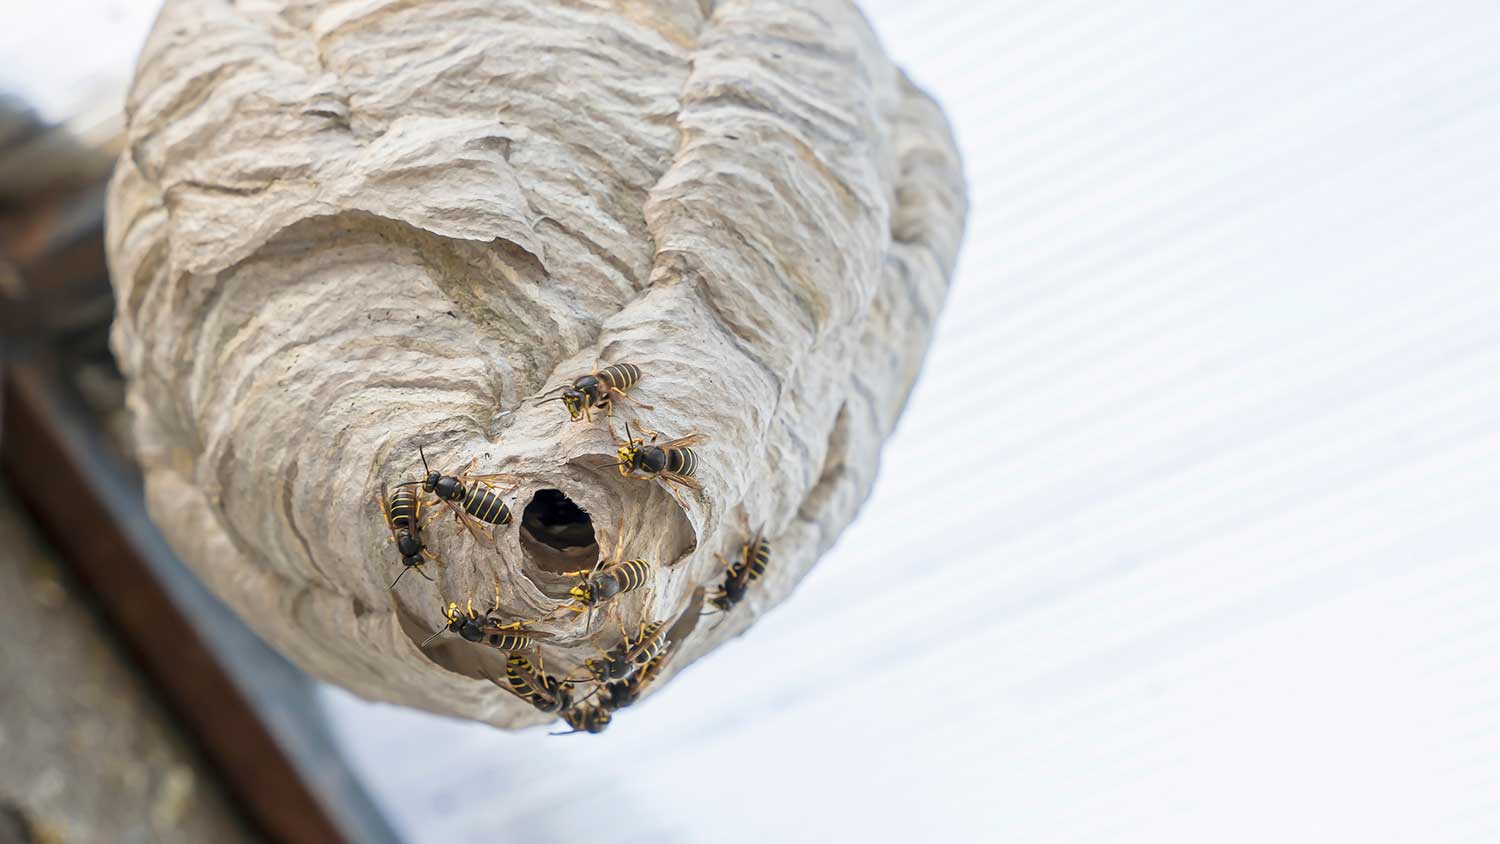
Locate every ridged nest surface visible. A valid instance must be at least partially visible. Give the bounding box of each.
[106,0,966,727]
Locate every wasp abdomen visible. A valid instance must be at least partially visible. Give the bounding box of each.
[463,485,512,525]
[609,558,651,594]
[596,362,641,393]
[740,537,770,582]
[486,631,535,650]
[389,487,420,530]
[665,447,698,477]
[506,655,569,712]
[631,623,669,667]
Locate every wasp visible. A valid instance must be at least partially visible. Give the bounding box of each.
[552,656,661,735]
[378,483,445,590]
[604,422,704,507]
[398,446,519,545]
[420,581,552,651]
[536,362,651,423]
[572,612,671,684]
[552,702,613,735]
[600,650,668,711]
[552,517,652,627]
[707,525,771,616]
[502,652,574,714]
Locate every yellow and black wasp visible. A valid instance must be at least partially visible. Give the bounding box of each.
[706,525,771,618]
[398,446,519,546]
[552,660,658,735]
[552,702,612,735]
[599,649,668,711]
[420,581,552,651]
[604,422,704,507]
[552,517,653,628]
[536,362,650,424]
[378,483,445,590]
[501,652,574,714]
[572,610,672,685]
[555,600,688,734]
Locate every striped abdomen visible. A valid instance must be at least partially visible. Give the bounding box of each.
[463,485,512,525]
[506,655,566,710]
[596,363,641,393]
[665,447,698,477]
[629,623,670,668]
[388,487,421,532]
[600,558,651,596]
[621,621,669,668]
[735,536,770,584]
[481,627,538,651]
[597,621,669,681]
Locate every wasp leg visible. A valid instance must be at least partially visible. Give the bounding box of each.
[608,385,653,411]
[377,488,393,533]
[658,479,690,510]
[417,501,442,531]
[449,502,494,547]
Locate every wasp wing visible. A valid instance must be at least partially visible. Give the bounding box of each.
[465,471,524,486]
[655,432,706,450]
[477,623,555,641]
[658,470,702,491]
[445,501,495,547]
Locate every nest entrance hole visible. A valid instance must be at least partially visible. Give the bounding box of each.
[520,489,599,575]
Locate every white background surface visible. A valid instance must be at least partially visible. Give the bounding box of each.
[9,2,1500,842]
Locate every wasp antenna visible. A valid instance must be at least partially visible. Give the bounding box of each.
[388,567,411,591]
[575,684,603,706]
[418,445,432,475]
[419,625,446,648]
[549,728,583,736]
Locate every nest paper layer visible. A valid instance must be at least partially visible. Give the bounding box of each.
[106,0,966,727]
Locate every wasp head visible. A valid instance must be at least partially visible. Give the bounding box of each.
[582,658,609,684]
[560,388,588,421]
[615,442,640,476]
[569,580,595,605]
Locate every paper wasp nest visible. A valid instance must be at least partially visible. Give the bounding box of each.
[106,0,965,727]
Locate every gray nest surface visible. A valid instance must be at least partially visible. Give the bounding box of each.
[106,0,966,728]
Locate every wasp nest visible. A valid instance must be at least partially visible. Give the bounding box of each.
[106,0,966,727]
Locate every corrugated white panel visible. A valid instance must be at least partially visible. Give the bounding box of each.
[310,1,1500,841]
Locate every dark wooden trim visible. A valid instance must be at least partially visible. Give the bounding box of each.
[2,366,353,844]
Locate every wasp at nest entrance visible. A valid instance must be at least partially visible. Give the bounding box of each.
[519,489,599,576]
